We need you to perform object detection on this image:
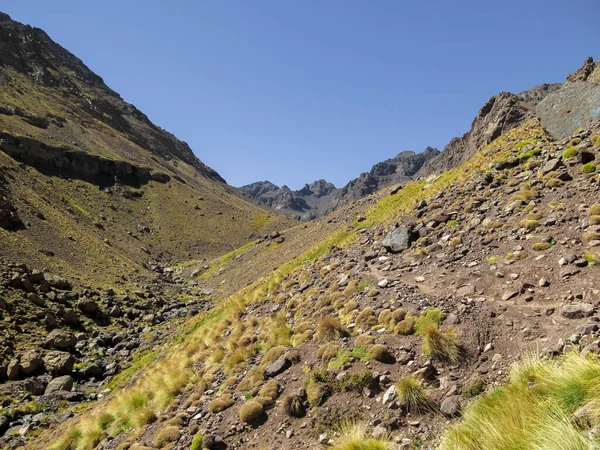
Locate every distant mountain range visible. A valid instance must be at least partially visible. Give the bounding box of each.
[241,60,600,220]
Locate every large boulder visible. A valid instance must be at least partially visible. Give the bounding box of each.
[381,227,416,253]
[44,375,73,394]
[264,358,291,378]
[43,351,75,376]
[19,349,44,376]
[44,329,78,350]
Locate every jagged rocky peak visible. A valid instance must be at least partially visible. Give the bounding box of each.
[567,56,600,84]
[240,180,281,198]
[242,146,439,220]
[298,179,336,198]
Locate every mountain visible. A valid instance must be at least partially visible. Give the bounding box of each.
[1,10,600,450]
[241,147,440,220]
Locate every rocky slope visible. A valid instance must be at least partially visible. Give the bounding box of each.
[18,119,600,450]
[241,147,440,220]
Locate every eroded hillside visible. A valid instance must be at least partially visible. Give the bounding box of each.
[17,120,599,450]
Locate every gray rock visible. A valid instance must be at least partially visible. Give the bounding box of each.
[45,329,78,350]
[560,303,594,319]
[264,358,291,378]
[372,425,388,439]
[7,359,19,380]
[440,396,461,417]
[27,292,45,307]
[44,375,73,394]
[382,385,397,406]
[25,377,47,395]
[540,158,563,175]
[381,227,416,253]
[0,415,8,434]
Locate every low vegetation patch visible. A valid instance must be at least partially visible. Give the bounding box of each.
[441,352,600,450]
[562,147,580,159]
[329,420,391,450]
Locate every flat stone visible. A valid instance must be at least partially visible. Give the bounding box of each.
[560,303,594,319]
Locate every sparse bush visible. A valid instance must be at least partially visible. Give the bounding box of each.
[588,215,600,227]
[318,342,340,362]
[378,309,392,325]
[394,317,415,335]
[422,324,461,363]
[208,394,234,413]
[391,308,406,323]
[316,317,348,342]
[306,370,333,407]
[582,163,597,174]
[370,344,392,363]
[357,280,370,293]
[154,425,180,448]
[354,334,374,348]
[397,375,431,412]
[258,379,279,405]
[545,178,563,188]
[329,421,391,450]
[239,400,264,423]
[563,147,580,159]
[584,232,600,242]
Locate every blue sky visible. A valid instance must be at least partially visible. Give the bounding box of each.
[3,1,599,188]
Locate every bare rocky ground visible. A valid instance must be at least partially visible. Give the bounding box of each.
[41,121,597,450]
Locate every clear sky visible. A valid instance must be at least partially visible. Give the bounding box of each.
[3,1,599,189]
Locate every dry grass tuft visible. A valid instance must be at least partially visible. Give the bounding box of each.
[315,317,348,342]
[422,324,461,363]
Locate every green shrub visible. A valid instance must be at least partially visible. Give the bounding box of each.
[190,433,203,450]
[462,380,486,398]
[327,346,370,369]
[415,308,445,335]
[582,163,597,174]
[562,147,580,159]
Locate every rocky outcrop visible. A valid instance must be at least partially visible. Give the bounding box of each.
[536,58,600,140]
[417,92,538,176]
[0,132,170,187]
